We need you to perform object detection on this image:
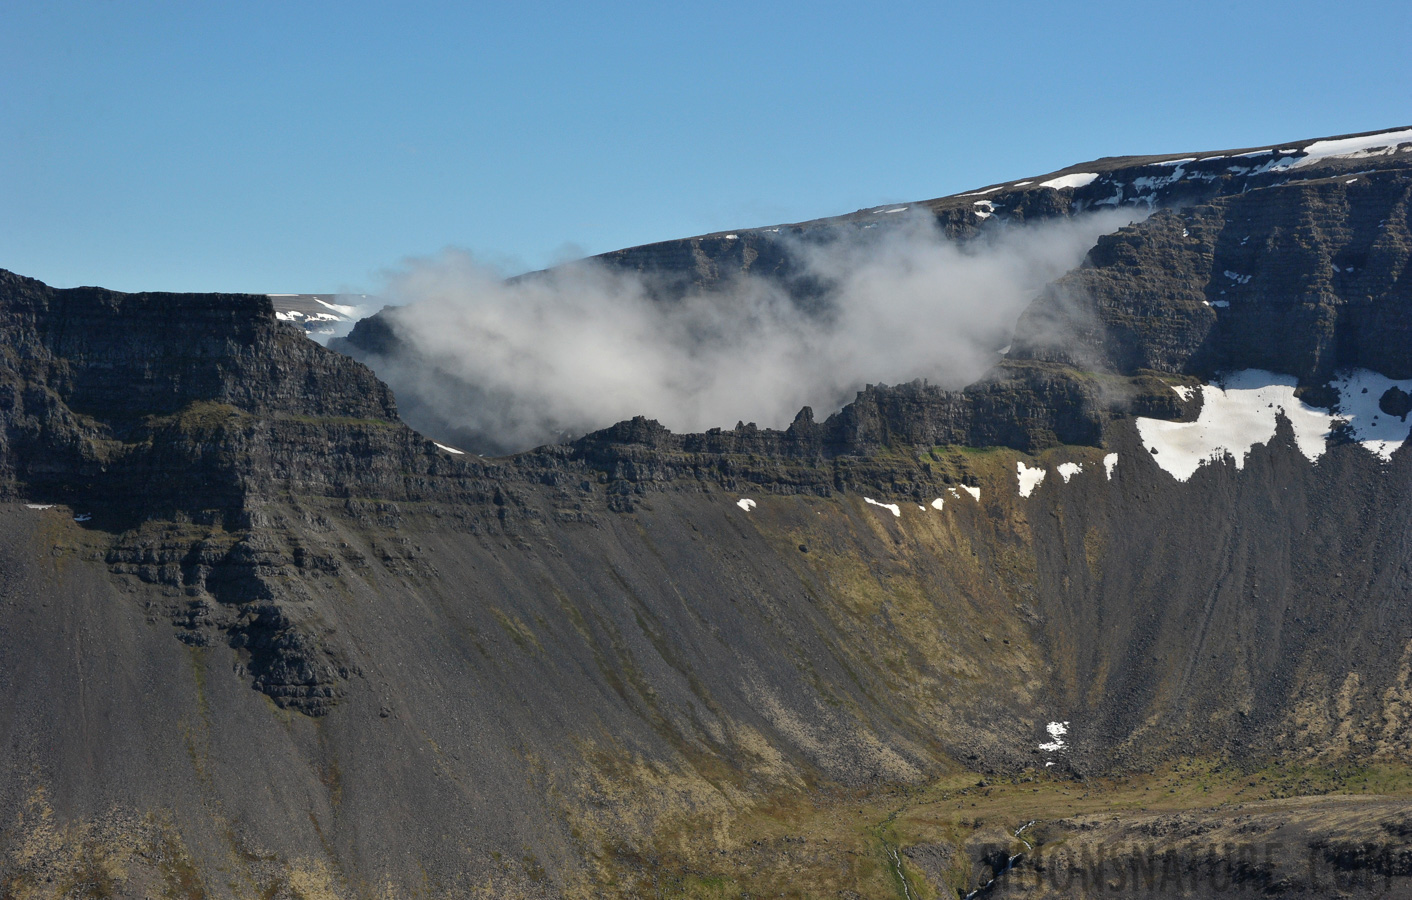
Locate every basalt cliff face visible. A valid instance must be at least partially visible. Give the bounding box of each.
[3,129,1412,899]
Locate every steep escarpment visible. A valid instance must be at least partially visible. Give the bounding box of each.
[0,271,522,716]
[0,269,397,521]
[1012,167,1412,382]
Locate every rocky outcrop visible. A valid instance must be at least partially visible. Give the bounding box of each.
[1012,167,1412,382]
[0,271,478,713]
[569,362,1183,498]
[0,270,398,520]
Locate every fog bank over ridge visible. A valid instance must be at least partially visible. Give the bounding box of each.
[351,210,1140,455]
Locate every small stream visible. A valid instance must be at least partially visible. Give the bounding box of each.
[960,821,1035,899]
[1014,820,1035,850]
[887,846,916,900]
[961,853,1023,900]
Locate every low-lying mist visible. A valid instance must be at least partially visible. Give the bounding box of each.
[346,210,1140,455]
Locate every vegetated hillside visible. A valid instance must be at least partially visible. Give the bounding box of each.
[1,129,1412,898]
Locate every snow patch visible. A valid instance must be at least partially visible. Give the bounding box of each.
[433,442,465,455]
[1136,371,1335,481]
[1056,462,1082,483]
[736,498,756,512]
[1330,370,1412,460]
[1132,165,1187,193]
[73,514,91,522]
[313,297,358,316]
[1038,721,1069,753]
[1103,453,1118,480]
[1291,128,1412,169]
[1016,462,1046,498]
[960,485,981,502]
[959,186,1005,197]
[1039,172,1099,191]
[1248,155,1303,175]
[1171,385,1195,401]
[1093,185,1124,206]
[972,200,994,220]
[24,503,54,510]
[1207,300,1231,308]
[864,497,901,517]
[930,498,945,511]
[1224,270,1252,285]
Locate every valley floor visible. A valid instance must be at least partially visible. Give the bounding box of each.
[598,761,1412,898]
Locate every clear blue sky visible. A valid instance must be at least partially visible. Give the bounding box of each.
[2,1,1408,293]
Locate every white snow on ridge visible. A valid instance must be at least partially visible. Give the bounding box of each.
[960,485,981,501]
[24,503,54,510]
[736,498,756,512]
[1057,462,1082,483]
[1171,385,1195,401]
[864,497,901,517]
[1331,370,1412,460]
[1016,462,1046,497]
[1039,172,1100,191]
[958,186,1005,197]
[972,200,994,219]
[1132,165,1187,193]
[313,297,358,316]
[1136,371,1334,481]
[930,497,945,510]
[433,442,465,455]
[1249,155,1303,174]
[1291,128,1412,169]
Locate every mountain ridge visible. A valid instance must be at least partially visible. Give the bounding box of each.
[335,126,1412,458]
[2,127,1412,897]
